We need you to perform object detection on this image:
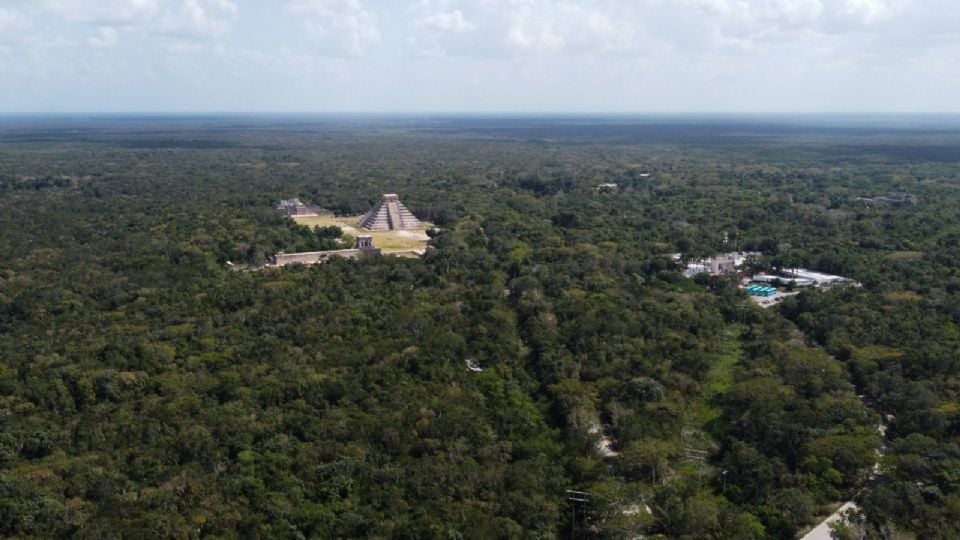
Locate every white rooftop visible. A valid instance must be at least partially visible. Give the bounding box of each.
[787,269,851,284]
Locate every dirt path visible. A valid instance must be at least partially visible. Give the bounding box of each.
[801,501,858,540]
[801,422,888,539]
[588,420,619,457]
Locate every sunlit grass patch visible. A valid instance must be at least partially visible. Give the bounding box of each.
[293,214,431,253]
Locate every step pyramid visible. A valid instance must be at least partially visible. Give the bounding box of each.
[357,194,422,230]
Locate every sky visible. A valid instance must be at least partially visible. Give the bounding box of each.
[0,0,958,113]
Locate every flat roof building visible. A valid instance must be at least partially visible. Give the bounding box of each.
[683,251,760,277]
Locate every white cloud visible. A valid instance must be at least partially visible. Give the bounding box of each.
[0,7,37,53]
[841,0,899,24]
[0,5,34,39]
[45,0,237,45]
[416,9,474,32]
[0,7,27,32]
[45,0,163,26]
[88,26,120,48]
[408,0,639,57]
[3,0,960,112]
[403,0,947,59]
[158,0,238,39]
[683,0,824,45]
[286,0,381,56]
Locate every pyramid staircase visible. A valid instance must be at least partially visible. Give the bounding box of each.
[357,194,422,230]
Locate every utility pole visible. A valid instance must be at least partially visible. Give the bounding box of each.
[566,490,590,539]
[683,448,708,489]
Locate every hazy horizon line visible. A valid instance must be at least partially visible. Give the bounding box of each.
[3,111,960,117]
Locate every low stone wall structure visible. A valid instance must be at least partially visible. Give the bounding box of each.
[266,236,380,267]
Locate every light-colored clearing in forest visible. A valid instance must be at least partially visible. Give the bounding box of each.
[293,214,431,253]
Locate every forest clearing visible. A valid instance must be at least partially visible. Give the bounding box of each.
[292,213,431,253]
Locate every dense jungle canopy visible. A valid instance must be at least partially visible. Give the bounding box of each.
[1,115,959,538]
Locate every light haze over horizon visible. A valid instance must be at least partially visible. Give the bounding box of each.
[1,0,958,114]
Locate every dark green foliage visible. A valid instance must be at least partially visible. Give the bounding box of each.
[1,116,958,537]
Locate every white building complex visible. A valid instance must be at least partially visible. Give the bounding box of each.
[682,252,760,278]
[784,269,855,287]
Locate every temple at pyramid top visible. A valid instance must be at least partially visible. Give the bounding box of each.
[357,193,423,231]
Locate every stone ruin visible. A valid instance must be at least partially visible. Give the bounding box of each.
[276,198,331,217]
[268,235,381,267]
[357,194,422,230]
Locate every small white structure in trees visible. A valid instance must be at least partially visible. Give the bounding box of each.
[465,358,483,372]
